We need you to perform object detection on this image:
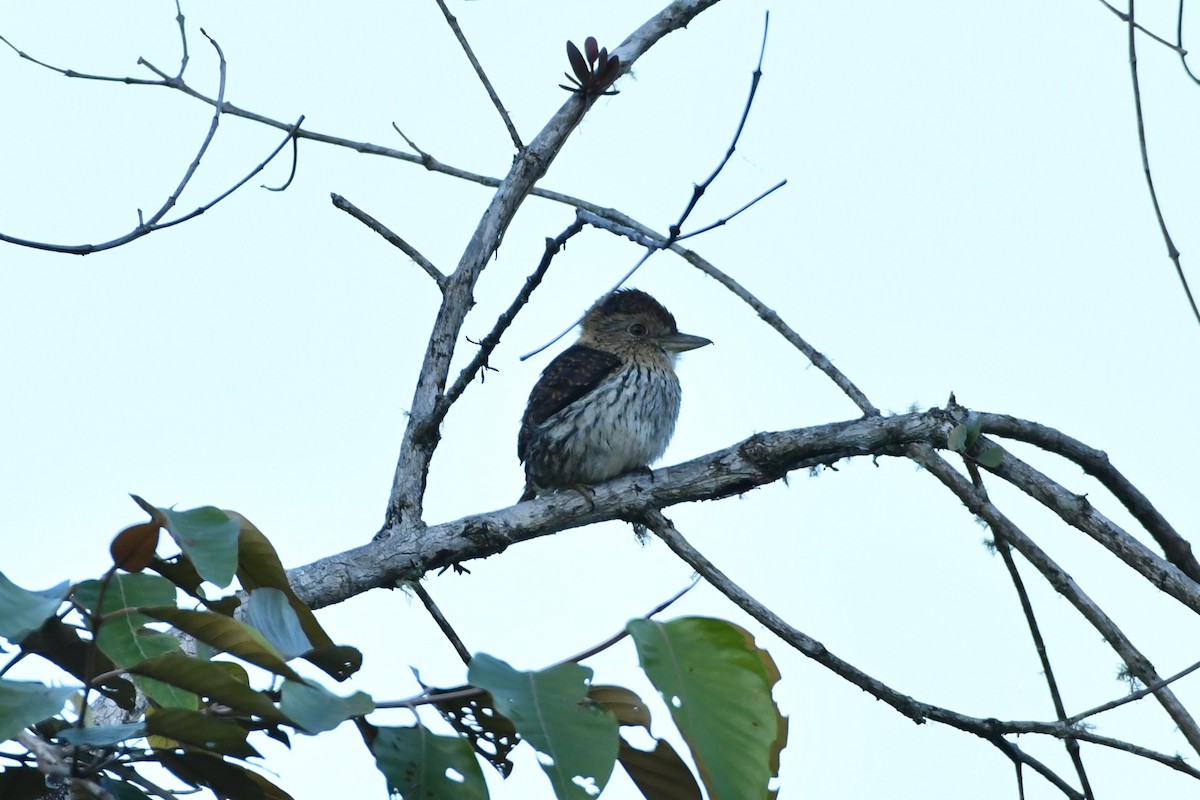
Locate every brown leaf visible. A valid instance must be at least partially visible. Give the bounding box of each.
[110,522,161,573]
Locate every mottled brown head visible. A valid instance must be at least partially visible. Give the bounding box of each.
[578,289,711,357]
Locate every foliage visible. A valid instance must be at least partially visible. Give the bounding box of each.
[0,499,786,799]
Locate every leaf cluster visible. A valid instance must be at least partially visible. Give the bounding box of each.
[1,499,786,800]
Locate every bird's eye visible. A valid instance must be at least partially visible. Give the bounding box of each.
[628,322,648,337]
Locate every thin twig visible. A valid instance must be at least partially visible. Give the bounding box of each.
[967,464,1094,799]
[1178,0,1200,84]
[1094,0,1188,52]
[674,179,787,241]
[1126,0,1200,326]
[413,583,471,665]
[377,576,701,710]
[441,214,587,410]
[519,12,778,361]
[1070,656,1200,724]
[669,11,770,238]
[641,510,1085,800]
[433,0,523,150]
[912,441,1200,756]
[0,112,304,254]
[577,208,880,415]
[565,576,701,663]
[263,132,300,192]
[330,194,447,289]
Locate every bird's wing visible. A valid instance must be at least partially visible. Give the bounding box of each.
[518,344,622,462]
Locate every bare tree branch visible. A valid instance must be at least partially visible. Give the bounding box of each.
[380,0,725,535]
[968,463,1094,798]
[978,411,1200,582]
[440,214,587,413]
[433,0,523,150]
[1125,0,1200,326]
[911,442,1200,755]
[640,510,1087,800]
[330,194,447,290]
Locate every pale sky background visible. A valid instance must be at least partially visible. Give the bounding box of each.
[3,1,1200,799]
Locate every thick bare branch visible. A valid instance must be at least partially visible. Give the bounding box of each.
[291,410,950,608]
[978,411,1200,582]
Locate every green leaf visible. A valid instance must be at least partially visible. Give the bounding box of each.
[129,652,288,724]
[58,722,146,746]
[371,724,488,800]
[976,446,1004,468]
[158,505,240,588]
[246,588,312,659]
[146,708,259,759]
[0,572,69,644]
[0,680,77,742]
[618,739,702,800]
[628,617,787,800]
[468,653,618,800]
[279,679,374,734]
[75,574,176,615]
[92,605,195,710]
[234,515,359,681]
[140,606,303,683]
[947,423,968,452]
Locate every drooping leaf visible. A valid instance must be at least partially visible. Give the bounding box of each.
[146,707,259,759]
[371,724,488,800]
[157,505,240,588]
[589,685,651,729]
[0,680,77,742]
[618,739,702,800]
[468,653,618,800]
[19,617,135,709]
[628,617,787,800]
[110,522,161,573]
[246,588,312,659]
[233,514,358,680]
[0,572,69,644]
[423,682,518,776]
[58,722,146,746]
[158,750,291,799]
[139,606,302,683]
[129,652,288,724]
[279,679,374,734]
[75,573,176,615]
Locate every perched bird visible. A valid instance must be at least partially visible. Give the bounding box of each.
[518,289,711,501]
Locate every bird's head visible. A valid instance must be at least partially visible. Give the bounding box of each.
[578,289,712,360]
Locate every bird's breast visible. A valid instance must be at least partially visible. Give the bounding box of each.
[529,361,682,485]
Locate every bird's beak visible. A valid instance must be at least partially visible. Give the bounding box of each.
[659,331,713,353]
